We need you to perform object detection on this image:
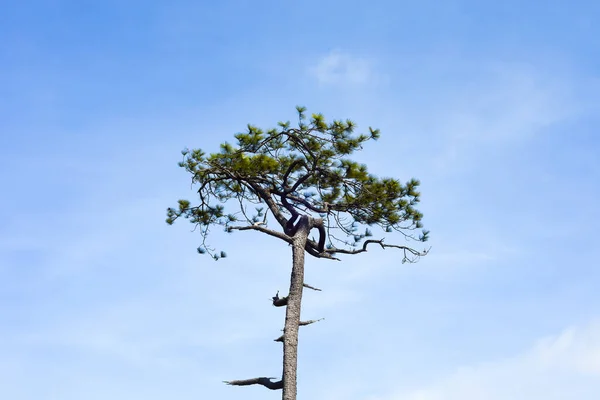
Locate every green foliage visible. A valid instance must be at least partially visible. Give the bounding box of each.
[167,107,428,258]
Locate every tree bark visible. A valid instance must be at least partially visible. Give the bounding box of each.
[282,215,310,400]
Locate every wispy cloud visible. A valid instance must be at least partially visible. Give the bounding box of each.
[373,320,600,400]
[444,65,578,136]
[309,50,386,86]
[394,62,590,175]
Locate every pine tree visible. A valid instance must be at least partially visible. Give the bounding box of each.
[166,107,429,400]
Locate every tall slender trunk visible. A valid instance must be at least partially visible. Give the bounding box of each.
[282,216,310,400]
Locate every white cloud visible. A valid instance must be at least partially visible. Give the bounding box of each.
[442,64,577,141]
[381,61,591,176]
[375,321,600,400]
[309,50,386,86]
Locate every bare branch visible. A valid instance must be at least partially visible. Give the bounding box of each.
[228,220,341,261]
[272,283,321,306]
[272,291,288,307]
[274,318,324,342]
[299,318,324,326]
[325,239,430,262]
[229,224,292,244]
[224,377,283,390]
[303,283,321,291]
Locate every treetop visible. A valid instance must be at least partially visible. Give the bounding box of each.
[167,107,429,261]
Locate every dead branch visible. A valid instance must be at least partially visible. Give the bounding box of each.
[299,318,324,326]
[224,377,283,390]
[272,283,321,306]
[272,291,288,307]
[274,318,324,341]
[303,283,321,291]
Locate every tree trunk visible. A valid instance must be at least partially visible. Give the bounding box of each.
[282,215,310,400]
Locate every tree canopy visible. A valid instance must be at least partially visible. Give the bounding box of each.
[166,106,429,262]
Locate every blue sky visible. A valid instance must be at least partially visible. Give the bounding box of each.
[1,1,599,399]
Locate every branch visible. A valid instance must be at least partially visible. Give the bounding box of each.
[272,291,287,307]
[274,318,323,342]
[287,167,313,194]
[224,377,283,390]
[282,159,304,188]
[227,221,338,261]
[197,165,284,232]
[245,181,288,229]
[272,283,321,306]
[285,128,317,160]
[299,318,324,326]
[284,213,299,236]
[281,194,299,218]
[326,239,430,262]
[229,223,292,244]
[287,193,329,213]
[303,283,321,291]
[313,218,326,252]
[270,190,329,213]
[305,239,340,260]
